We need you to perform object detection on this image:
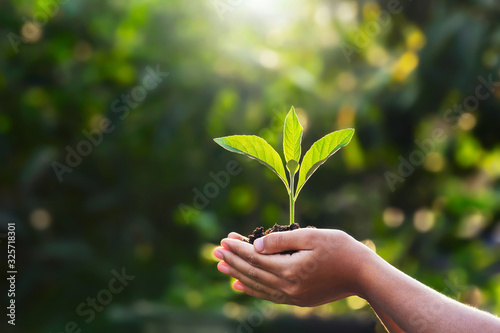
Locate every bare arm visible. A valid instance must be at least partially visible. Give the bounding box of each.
[371,304,404,333]
[360,249,500,332]
[214,228,500,333]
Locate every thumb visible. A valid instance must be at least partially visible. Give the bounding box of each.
[253,229,315,254]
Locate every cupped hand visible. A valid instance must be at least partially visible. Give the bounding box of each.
[213,228,373,307]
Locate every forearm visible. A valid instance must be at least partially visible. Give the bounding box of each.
[370,304,404,333]
[359,251,500,332]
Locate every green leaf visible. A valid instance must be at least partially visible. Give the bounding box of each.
[295,128,355,198]
[283,106,303,175]
[286,160,299,175]
[214,135,289,191]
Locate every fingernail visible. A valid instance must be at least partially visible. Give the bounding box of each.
[254,238,264,252]
[218,262,229,274]
[233,281,244,291]
[214,249,224,260]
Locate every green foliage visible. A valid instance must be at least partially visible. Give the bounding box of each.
[215,107,354,224]
[283,106,303,175]
[296,129,355,199]
[213,135,289,190]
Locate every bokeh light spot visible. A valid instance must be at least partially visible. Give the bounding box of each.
[114,63,136,84]
[458,113,477,131]
[361,239,376,253]
[362,1,380,19]
[265,28,285,47]
[315,303,334,318]
[480,148,500,178]
[293,306,314,318]
[392,52,419,82]
[337,104,356,128]
[455,134,482,168]
[246,0,284,14]
[482,49,498,68]
[21,22,42,42]
[413,208,435,233]
[200,243,219,262]
[424,152,445,172]
[30,208,51,231]
[223,302,241,318]
[383,207,404,228]
[336,2,358,24]
[406,30,426,51]
[319,28,340,47]
[464,287,484,308]
[89,114,105,131]
[457,213,487,239]
[315,5,332,26]
[347,296,368,310]
[337,72,357,92]
[259,50,279,69]
[366,45,389,67]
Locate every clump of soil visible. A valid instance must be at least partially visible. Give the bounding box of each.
[244,223,312,255]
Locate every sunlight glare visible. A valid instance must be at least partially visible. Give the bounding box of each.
[246,0,286,15]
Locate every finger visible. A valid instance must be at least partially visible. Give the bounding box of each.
[221,238,290,274]
[213,246,225,261]
[228,232,248,242]
[254,228,317,254]
[219,261,281,297]
[233,280,287,304]
[218,247,283,288]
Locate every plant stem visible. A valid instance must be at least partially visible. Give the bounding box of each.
[289,172,295,225]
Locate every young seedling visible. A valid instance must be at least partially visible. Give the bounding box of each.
[214,107,354,225]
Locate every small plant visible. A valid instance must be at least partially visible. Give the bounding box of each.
[214,107,354,225]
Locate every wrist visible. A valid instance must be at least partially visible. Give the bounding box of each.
[353,243,384,302]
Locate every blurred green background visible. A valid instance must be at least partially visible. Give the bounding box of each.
[1,0,500,332]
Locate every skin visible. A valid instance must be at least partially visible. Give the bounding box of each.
[213,228,500,333]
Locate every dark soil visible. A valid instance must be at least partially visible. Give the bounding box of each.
[244,223,314,255]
